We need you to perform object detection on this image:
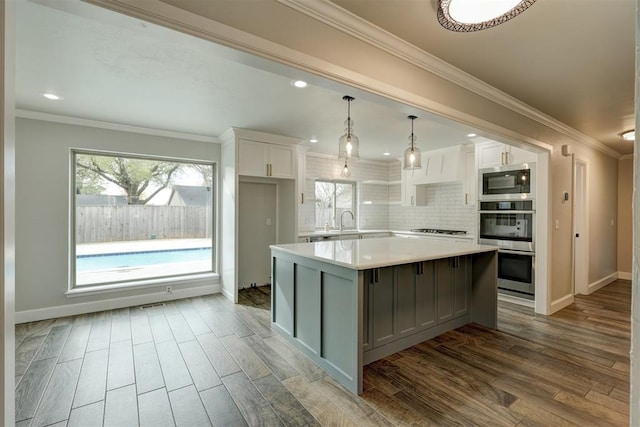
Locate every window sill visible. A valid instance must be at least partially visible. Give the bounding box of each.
[66,272,219,298]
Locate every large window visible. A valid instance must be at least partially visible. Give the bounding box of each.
[315,180,356,229]
[73,151,215,287]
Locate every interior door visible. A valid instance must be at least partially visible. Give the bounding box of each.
[573,159,588,294]
[238,182,277,288]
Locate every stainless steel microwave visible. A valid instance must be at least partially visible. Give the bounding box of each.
[479,163,535,201]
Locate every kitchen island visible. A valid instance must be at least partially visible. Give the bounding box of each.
[270,236,498,394]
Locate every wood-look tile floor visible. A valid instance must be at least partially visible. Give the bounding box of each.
[14,280,630,426]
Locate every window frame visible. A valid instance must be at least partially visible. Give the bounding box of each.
[69,148,218,291]
[314,179,357,230]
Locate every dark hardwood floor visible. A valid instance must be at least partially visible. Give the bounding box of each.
[14,280,630,426]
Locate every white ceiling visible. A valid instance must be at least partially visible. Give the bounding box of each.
[16,0,485,162]
[333,0,636,155]
[16,0,634,159]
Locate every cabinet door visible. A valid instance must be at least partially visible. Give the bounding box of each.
[452,256,470,318]
[415,261,436,330]
[395,264,417,339]
[506,145,536,166]
[269,144,295,179]
[370,267,395,348]
[477,142,505,169]
[238,140,268,176]
[463,148,476,205]
[435,259,453,324]
[401,168,417,206]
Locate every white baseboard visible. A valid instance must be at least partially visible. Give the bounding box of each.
[16,284,220,324]
[587,272,618,294]
[497,293,535,308]
[220,286,235,303]
[549,293,574,314]
[618,271,632,281]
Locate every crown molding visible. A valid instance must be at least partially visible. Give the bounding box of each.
[277,0,622,159]
[620,154,634,160]
[16,109,220,143]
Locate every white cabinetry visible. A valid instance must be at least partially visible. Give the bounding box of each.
[401,166,426,207]
[462,146,476,205]
[238,139,295,179]
[477,141,536,169]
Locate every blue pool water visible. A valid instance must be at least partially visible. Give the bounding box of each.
[77,247,212,271]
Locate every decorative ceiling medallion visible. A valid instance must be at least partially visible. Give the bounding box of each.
[437,0,537,32]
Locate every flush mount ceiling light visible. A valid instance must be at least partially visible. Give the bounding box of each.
[403,115,422,170]
[338,95,360,160]
[437,0,537,32]
[292,80,308,88]
[467,133,477,138]
[621,130,635,141]
[309,138,318,143]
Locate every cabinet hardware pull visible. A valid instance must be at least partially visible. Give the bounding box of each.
[266,164,269,176]
[374,268,379,283]
[411,195,415,206]
[464,193,468,205]
[269,163,273,176]
[301,193,304,204]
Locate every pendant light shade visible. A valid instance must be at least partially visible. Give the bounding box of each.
[338,96,360,160]
[341,158,351,178]
[403,115,422,170]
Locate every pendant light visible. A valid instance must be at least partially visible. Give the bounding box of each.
[341,158,351,178]
[403,115,422,170]
[338,96,360,160]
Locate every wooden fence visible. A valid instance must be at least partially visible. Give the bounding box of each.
[76,206,213,244]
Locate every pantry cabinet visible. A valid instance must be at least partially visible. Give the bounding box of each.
[238,139,295,179]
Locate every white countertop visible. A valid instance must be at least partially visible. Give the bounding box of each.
[298,229,474,240]
[271,236,497,270]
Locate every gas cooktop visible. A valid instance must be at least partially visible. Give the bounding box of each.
[410,228,468,235]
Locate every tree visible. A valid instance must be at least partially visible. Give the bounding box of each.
[76,154,182,205]
[189,164,214,187]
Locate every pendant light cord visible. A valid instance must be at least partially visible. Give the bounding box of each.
[408,115,417,151]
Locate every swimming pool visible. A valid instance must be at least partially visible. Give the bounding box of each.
[76,247,212,271]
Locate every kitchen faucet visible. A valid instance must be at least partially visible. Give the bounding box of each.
[340,210,355,231]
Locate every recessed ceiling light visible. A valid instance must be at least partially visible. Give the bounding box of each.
[309,138,318,143]
[621,130,635,141]
[43,93,62,100]
[383,152,391,156]
[467,133,477,137]
[292,80,308,88]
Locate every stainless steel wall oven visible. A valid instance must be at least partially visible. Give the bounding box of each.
[497,250,535,300]
[479,199,535,300]
[478,200,534,252]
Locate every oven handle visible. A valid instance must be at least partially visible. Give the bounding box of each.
[498,249,535,255]
[479,210,536,214]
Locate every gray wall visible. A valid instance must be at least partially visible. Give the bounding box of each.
[16,118,220,312]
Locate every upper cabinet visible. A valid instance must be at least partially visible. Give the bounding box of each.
[238,139,295,179]
[477,141,536,169]
[462,145,476,206]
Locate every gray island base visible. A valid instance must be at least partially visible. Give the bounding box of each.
[270,237,499,394]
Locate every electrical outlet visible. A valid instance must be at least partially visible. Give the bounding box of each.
[165,286,172,294]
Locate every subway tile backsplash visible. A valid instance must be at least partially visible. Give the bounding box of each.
[299,155,475,234]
